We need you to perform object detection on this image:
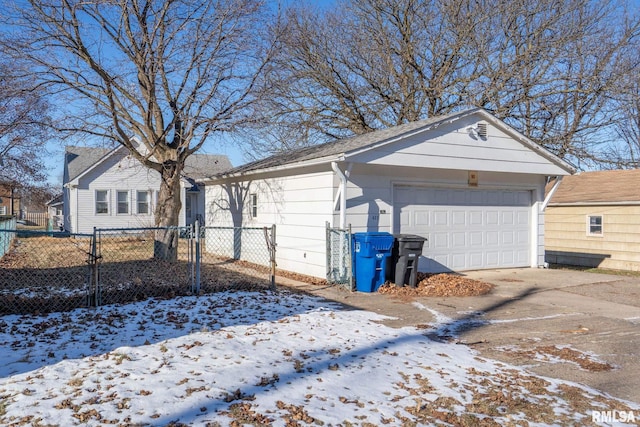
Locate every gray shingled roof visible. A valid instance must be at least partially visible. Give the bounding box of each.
[182,154,232,180]
[66,146,112,182]
[218,108,480,177]
[65,146,232,183]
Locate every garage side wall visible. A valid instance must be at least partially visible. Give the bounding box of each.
[205,170,335,278]
[545,204,640,271]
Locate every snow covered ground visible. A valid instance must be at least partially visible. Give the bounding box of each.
[0,290,638,426]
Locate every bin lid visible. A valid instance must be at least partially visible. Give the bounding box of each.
[393,233,427,242]
[353,232,394,240]
[353,232,394,250]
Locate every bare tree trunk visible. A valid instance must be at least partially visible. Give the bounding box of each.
[154,161,182,260]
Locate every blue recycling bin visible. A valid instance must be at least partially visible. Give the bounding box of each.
[351,232,394,292]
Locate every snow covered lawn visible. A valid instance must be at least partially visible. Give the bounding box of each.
[0,290,637,426]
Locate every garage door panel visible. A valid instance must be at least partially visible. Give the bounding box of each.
[399,211,410,227]
[451,253,466,269]
[452,232,466,247]
[486,211,499,225]
[469,211,483,225]
[502,211,514,225]
[395,186,531,272]
[502,252,515,265]
[433,211,448,226]
[452,211,466,225]
[486,231,499,245]
[517,211,529,225]
[516,230,529,244]
[469,231,483,246]
[486,251,500,266]
[414,210,430,226]
[501,231,514,245]
[430,254,450,269]
[432,232,449,248]
[516,250,529,264]
[469,252,484,268]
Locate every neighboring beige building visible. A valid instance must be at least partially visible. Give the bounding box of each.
[545,169,640,271]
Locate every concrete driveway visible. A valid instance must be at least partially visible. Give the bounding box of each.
[280,268,640,404]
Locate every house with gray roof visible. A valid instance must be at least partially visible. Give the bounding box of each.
[204,108,575,281]
[62,145,231,233]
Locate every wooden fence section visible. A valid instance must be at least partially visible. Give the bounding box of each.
[22,212,50,227]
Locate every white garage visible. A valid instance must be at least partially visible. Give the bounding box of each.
[394,186,531,272]
[205,108,575,279]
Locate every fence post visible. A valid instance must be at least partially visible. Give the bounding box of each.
[87,227,100,307]
[271,224,277,290]
[264,224,276,290]
[189,223,194,293]
[348,224,354,291]
[195,220,201,295]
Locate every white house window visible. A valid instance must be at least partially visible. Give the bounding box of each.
[185,194,193,220]
[0,206,6,215]
[96,190,109,214]
[250,193,258,218]
[587,215,603,236]
[117,190,129,214]
[137,191,150,214]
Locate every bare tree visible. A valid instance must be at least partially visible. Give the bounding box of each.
[261,0,640,166]
[260,0,480,142]
[0,58,50,187]
[5,0,278,258]
[602,77,640,169]
[473,0,640,167]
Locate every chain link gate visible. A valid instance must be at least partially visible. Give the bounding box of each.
[326,222,353,290]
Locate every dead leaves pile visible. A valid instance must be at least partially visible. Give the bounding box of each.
[500,345,614,372]
[379,273,494,297]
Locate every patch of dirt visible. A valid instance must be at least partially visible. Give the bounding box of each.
[275,269,330,286]
[499,345,614,372]
[378,273,494,297]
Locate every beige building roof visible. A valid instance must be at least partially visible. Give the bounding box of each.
[550,169,640,205]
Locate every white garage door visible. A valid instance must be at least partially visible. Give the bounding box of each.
[394,186,531,272]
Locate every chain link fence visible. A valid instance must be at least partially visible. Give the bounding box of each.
[0,230,93,314]
[0,224,275,315]
[326,222,353,290]
[0,216,16,257]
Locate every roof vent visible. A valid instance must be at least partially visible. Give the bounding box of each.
[477,122,487,139]
[467,122,488,140]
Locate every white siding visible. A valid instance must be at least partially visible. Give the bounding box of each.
[338,163,547,271]
[205,170,335,278]
[348,116,567,175]
[67,151,191,233]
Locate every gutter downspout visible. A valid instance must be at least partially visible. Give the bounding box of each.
[541,176,563,211]
[331,162,347,228]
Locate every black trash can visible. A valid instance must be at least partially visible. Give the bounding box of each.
[391,234,426,287]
